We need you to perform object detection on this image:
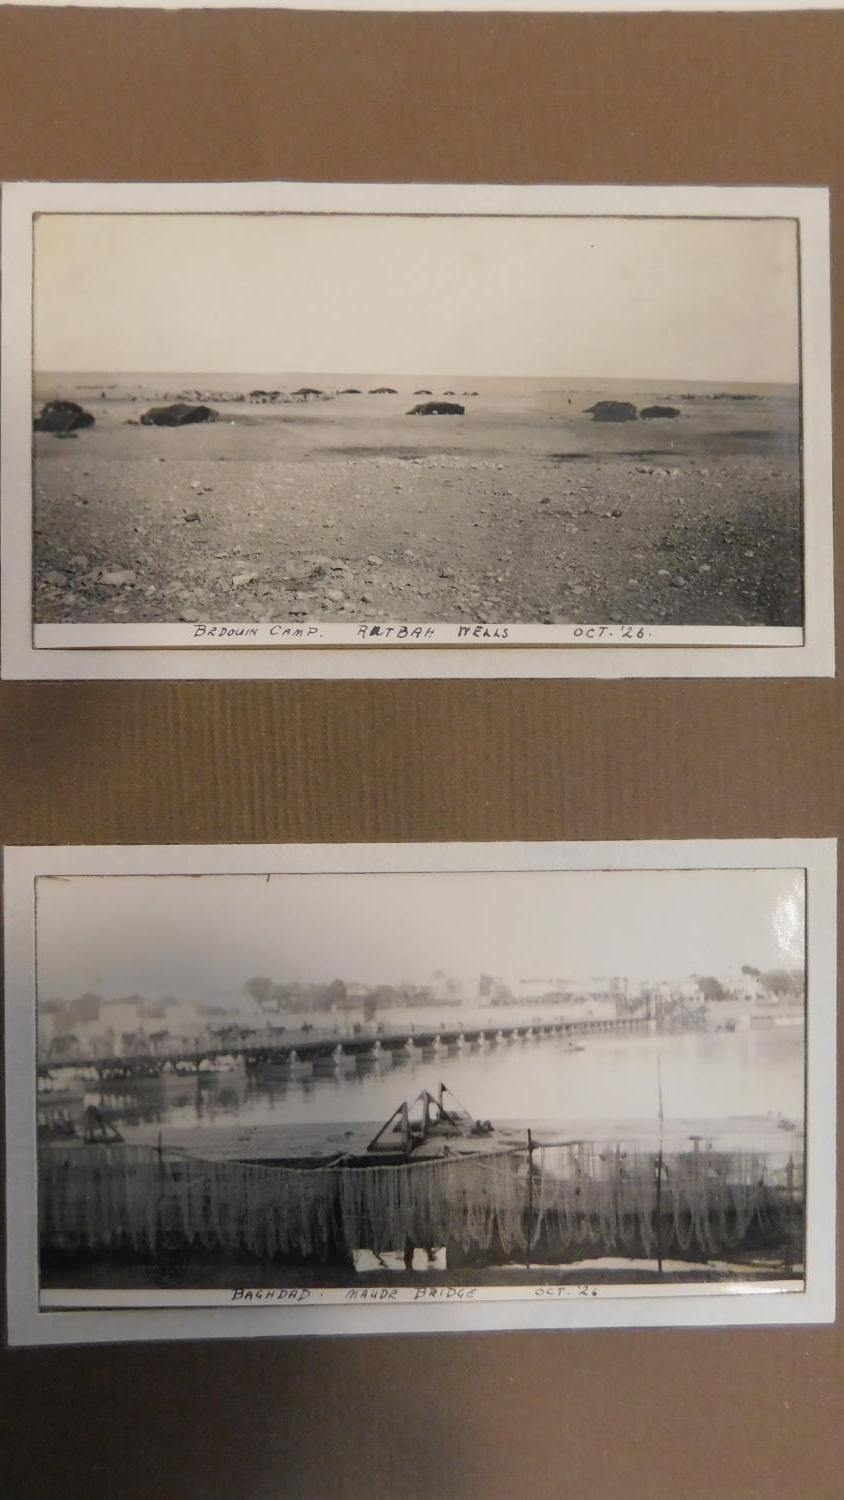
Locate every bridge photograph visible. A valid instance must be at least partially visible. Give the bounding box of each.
[31,855,807,1303]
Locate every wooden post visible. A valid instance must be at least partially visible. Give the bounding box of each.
[655,1056,665,1275]
[654,1151,664,1276]
[785,1155,795,1276]
[526,1129,535,1272]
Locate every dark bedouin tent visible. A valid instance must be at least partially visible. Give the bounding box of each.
[584,400,638,422]
[140,403,219,427]
[407,401,465,416]
[34,400,95,433]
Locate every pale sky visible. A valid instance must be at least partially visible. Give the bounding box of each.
[33,213,800,383]
[35,868,805,1002]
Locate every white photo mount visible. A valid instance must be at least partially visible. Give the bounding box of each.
[4,838,836,1346]
[0,181,834,681]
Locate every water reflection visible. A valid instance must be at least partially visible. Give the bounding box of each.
[84,1025,804,1138]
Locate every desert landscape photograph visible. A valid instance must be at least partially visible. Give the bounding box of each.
[30,210,803,631]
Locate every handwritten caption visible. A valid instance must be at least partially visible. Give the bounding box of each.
[229,1284,602,1305]
[229,1286,478,1304]
[190,623,655,645]
[231,1288,312,1303]
[534,1285,599,1298]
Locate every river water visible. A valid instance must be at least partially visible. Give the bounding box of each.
[90,1021,805,1151]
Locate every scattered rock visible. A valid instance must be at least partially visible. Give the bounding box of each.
[101,569,136,587]
[43,570,68,587]
[232,571,260,588]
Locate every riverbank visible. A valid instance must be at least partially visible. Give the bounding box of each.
[41,1257,798,1292]
[111,1112,801,1163]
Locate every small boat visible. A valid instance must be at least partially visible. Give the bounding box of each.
[363,1084,494,1163]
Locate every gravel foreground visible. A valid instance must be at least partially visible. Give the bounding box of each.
[33,381,803,628]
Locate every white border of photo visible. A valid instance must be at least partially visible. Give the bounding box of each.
[4,838,836,1346]
[0,181,834,680]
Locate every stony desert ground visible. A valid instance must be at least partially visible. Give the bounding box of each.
[32,378,803,627]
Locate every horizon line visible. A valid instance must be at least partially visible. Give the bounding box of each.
[33,370,800,388]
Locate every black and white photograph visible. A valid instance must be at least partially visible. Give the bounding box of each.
[0,182,833,680]
[4,840,836,1344]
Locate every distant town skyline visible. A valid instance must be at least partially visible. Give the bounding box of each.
[35,868,805,1003]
